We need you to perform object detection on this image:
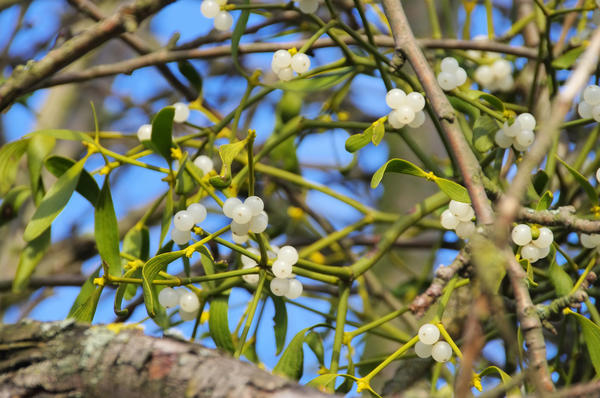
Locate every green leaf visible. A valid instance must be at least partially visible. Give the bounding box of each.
[478,366,520,396]
[371,120,385,146]
[568,311,600,375]
[471,90,505,112]
[305,331,325,366]
[272,296,288,355]
[141,251,184,317]
[370,158,428,188]
[552,46,586,69]
[472,115,497,153]
[273,327,308,380]
[556,156,598,205]
[276,68,353,92]
[150,107,174,162]
[23,157,85,242]
[448,96,480,120]
[209,295,236,353]
[68,266,102,322]
[218,135,249,179]
[28,129,94,143]
[307,374,339,389]
[114,266,141,317]
[532,169,549,196]
[0,138,29,197]
[27,134,55,202]
[0,185,31,228]
[45,155,100,205]
[520,258,538,288]
[12,228,51,292]
[95,178,121,277]
[122,225,150,262]
[434,178,471,203]
[231,1,249,74]
[177,61,202,93]
[548,254,573,297]
[345,128,373,153]
[536,191,553,211]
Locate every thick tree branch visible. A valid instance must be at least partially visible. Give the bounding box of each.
[518,206,600,232]
[380,0,494,224]
[0,320,333,398]
[0,0,175,111]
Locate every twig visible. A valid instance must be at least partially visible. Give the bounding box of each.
[518,206,600,233]
[380,0,494,224]
[0,0,175,111]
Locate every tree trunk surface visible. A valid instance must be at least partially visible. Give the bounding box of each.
[0,320,333,398]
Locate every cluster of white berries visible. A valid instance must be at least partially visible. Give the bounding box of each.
[223,196,268,244]
[297,0,319,13]
[171,202,208,245]
[200,0,233,31]
[271,50,311,81]
[158,287,201,320]
[437,57,467,91]
[577,84,600,122]
[193,155,214,176]
[240,245,303,300]
[474,59,514,92]
[414,324,453,363]
[385,88,426,129]
[440,200,475,239]
[511,224,553,263]
[136,102,190,142]
[494,112,537,151]
[580,233,600,249]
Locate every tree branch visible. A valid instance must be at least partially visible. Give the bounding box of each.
[0,320,333,398]
[0,0,175,111]
[380,0,494,224]
[518,206,600,232]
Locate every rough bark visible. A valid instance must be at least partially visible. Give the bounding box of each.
[0,320,333,398]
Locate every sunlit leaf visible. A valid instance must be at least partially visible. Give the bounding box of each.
[95,178,121,277]
[556,156,598,204]
[272,296,288,355]
[371,158,428,188]
[45,156,100,205]
[68,266,102,322]
[568,311,600,376]
[141,251,184,317]
[209,295,236,353]
[0,138,29,197]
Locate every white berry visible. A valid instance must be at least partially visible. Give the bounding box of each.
[278,245,299,265]
[214,11,233,31]
[285,278,303,299]
[242,247,260,267]
[172,102,190,123]
[596,168,600,184]
[408,111,426,128]
[584,84,600,105]
[578,101,593,119]
[272,259,293,278]
[194,155,214,175]
[431,341,452,362]
[388,110,405,129]
[242,261,259,285]
[536,244,550,260]
[418,323,440,345]
[291,53,310,74]
[187,203,207,224]
[249,211,268,233]
[137,124,152,141]
[515,129,534,147]
[244,196,264,216]
[232,204,252,224]
[474,65,493,87]
[491,59,512,78]
[592,105,600,122]
[455,221,475,239]
[174,210,195,231]
[180,308,198,321]
[532,227,553,248]
[512,224,532,246]
[230,220,250,235]
[406,92,425,112]
[385,88,407,109]
[454,68,467,86]
[272,50,292,69]
[158,287,179,308]
[580,233,600,248]
[437,71,457,91]
[270,278,290,296]
[455,206,474,222]
[171,228,190,245]
[503,121,521,137]
[495,129,513,148]
[223,197,243,218]
[521,243,540,262]
[278,66,294,81]
[440,57,459,73]
[298,0,319,13]
[517,113,536,131]
[440,209,459,230]
[415,341,433,358]
[201,0,220,18]
[232,233,248,244]
[179,291,200,312]
[449,200,471,219]
[394,105,415,124]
